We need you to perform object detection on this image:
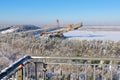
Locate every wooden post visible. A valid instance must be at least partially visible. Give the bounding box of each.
[17,68,23,80]
[17,64,24,80]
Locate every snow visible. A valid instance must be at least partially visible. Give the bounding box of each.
[1,28,16,34]
[64,30,120,41]
[1,26,120,42]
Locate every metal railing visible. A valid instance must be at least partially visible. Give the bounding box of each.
[0,55,120,80]
[0,55,31,79]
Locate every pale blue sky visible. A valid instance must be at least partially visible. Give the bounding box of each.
[0,0,120,25]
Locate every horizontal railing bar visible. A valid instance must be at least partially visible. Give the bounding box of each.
[31,56,120,61]
[45,62,120,66]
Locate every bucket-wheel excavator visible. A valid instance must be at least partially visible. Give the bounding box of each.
[40,23,83,38]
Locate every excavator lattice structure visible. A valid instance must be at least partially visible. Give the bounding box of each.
[40,23,83,38]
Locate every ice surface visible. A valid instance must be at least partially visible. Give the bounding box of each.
[64,30,120,41]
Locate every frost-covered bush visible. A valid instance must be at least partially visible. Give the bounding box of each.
[0,33,120,70]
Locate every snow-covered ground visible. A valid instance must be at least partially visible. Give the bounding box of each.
[0,28,16,34]
[64,30,120,41]
[1,25,120,42]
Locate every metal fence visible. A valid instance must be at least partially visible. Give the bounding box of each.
[0,56,120,80]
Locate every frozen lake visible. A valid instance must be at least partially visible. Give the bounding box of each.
[64,30,120,41]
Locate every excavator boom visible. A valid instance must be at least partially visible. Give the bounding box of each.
[40,22,83,38]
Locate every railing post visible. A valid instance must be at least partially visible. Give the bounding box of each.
[60,64,62,80]
[34,62,38,80]
[102,64,104,80]
[17,68,23,80]
[43,63,47,80]
[17,64,25,80]
[12,74,15,80]
[76,61,78,79]
[93,64,96,80]
[85,63,87,80]
[26,64,29,80]
[23,66,26,80]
